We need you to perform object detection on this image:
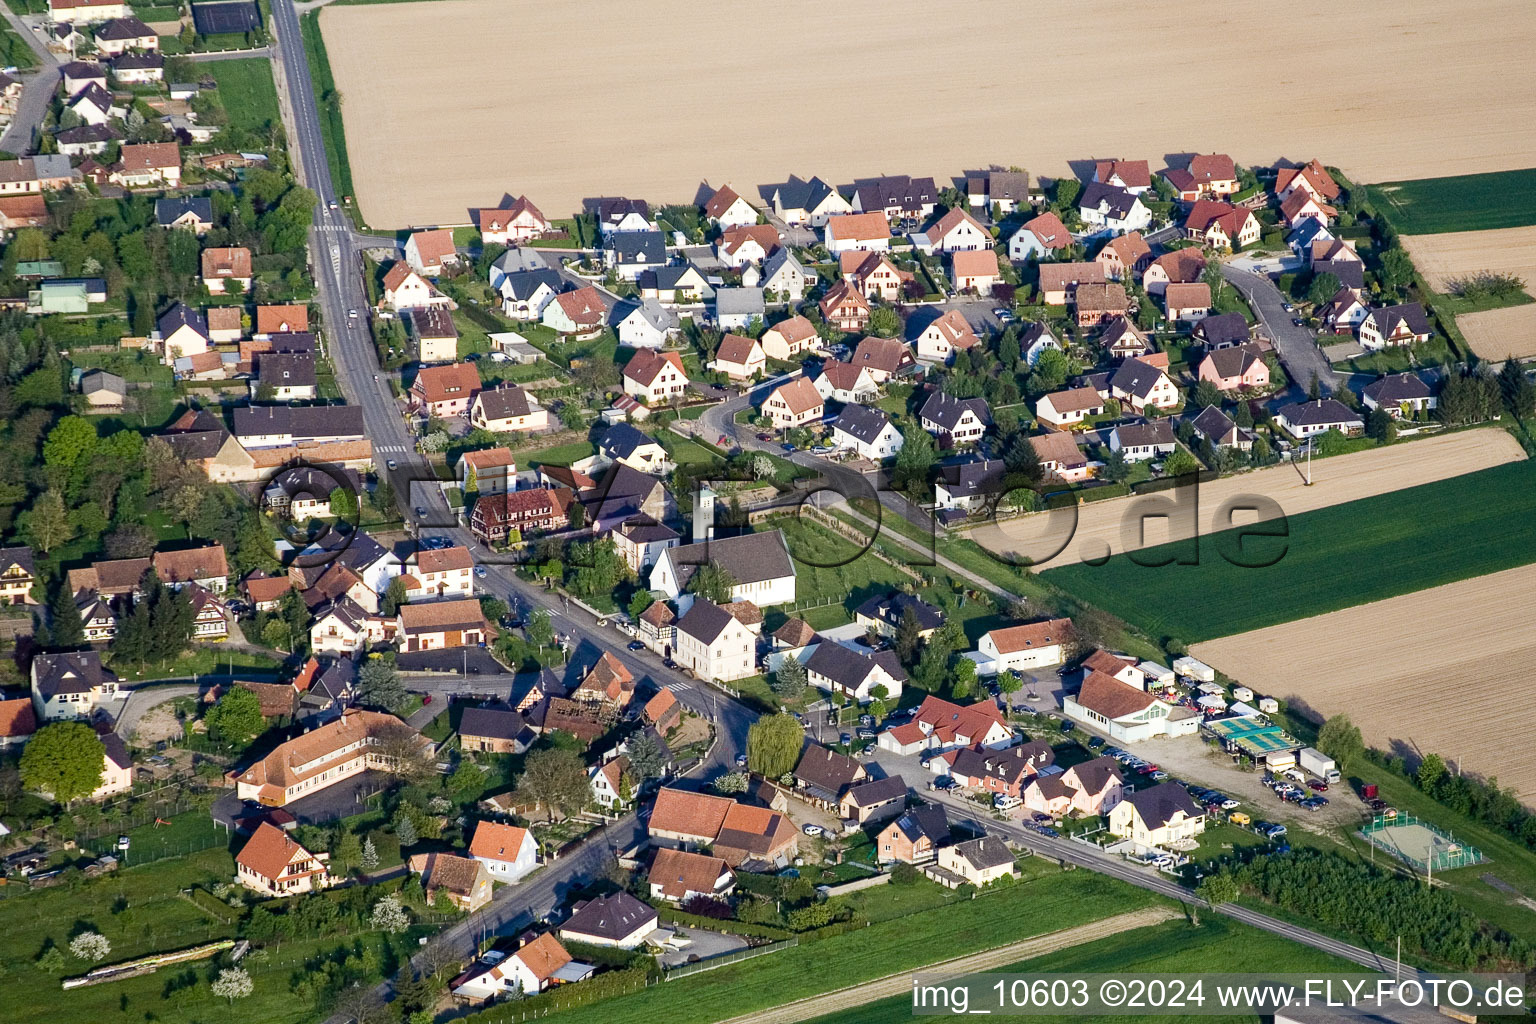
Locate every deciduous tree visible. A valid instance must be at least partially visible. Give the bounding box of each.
[211,967,253,1004]
[517,747,592,821]
[19,722,105,803]
[1317,714,1363,772]
[205,686,265,748]
[748,713,802,779]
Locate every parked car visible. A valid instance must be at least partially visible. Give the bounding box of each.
[627,640,645,651]
[735,754,749,767]
[473,567,487,579]
[1307,780,1329,792]
[802,824,822,837]
[1087,736,1104,749]
[839,733,852,745]
[1059,720,1074,733]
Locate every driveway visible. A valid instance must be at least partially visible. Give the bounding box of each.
[657,928,748,968]
[1220,262,1337,394]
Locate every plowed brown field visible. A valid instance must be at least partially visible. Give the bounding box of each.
[1192,562,1536,804]
[319,0,1536,228]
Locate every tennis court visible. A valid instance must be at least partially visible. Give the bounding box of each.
[191,0,261,34]
[1359,814,1486,872]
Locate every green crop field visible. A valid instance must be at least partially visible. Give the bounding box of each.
[800,917,1360,1024]
[1365,168,1536,235]
[489,870,1158,1024]
[206,58,280,133]
[1043,458,1536,644]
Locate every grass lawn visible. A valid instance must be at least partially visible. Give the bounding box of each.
[656,431,719,465]
[1043,458,1536,644]
[205,58,280,133]
[0,843,423,1024]
[521,439,598,467]
[299,11,355,215]
[1341,334,1457,375]
[108,646,284,683]
[454,308,497,357]
[799,916,1361,1024]
[97,810,228,862]
[1365,168,1536,234]
[769,516,917,619]
[498,869,1159,1024]
[0,24,39,69]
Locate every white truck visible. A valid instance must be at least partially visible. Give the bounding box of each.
[1299,747,1341,784]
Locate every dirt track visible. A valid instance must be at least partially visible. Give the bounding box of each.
[1192,562,1536,805]
[320,0,1536,228]
[968,428,1525,570]
[714,906,1179,1024]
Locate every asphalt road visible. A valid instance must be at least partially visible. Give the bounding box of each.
[0,6,58,156]
[269,11,750,1013]
[695,369,941,538]
[270,0,752,769]
[917,783,1428,982]
[268,10,1431,1006]
[1221,261,1338,396]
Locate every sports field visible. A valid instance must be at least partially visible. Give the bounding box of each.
[970,427,1524,572]
[1193,561,1536,804]
[1365,168,1536,235]
[1042,457,1536,644]
[319,0,1536,227]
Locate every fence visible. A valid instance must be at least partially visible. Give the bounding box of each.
[1358,814,1486,872]
[817,873,890,898]
[794,507,923,582]
[662,937,798,980]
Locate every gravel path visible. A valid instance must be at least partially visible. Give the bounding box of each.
[714,906,1180,1024]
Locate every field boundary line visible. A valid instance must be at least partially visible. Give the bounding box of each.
[713,906,1180,1024]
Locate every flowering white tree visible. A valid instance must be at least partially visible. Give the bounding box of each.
[69,932,111,962]
[211,967,254,1004]
[371,894,410,934]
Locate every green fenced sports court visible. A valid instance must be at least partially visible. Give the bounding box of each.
[1359,814,1486,872]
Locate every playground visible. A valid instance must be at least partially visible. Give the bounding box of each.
[1359,814,1486,872]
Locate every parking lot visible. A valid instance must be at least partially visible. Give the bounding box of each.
[1112,732,1366,839]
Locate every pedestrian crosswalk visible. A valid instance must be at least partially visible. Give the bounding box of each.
[375,444,410,453]
[666,681,694,692]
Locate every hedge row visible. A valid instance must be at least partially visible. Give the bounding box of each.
[657,907,793,940]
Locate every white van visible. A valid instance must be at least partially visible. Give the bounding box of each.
[993,794,1022,811]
